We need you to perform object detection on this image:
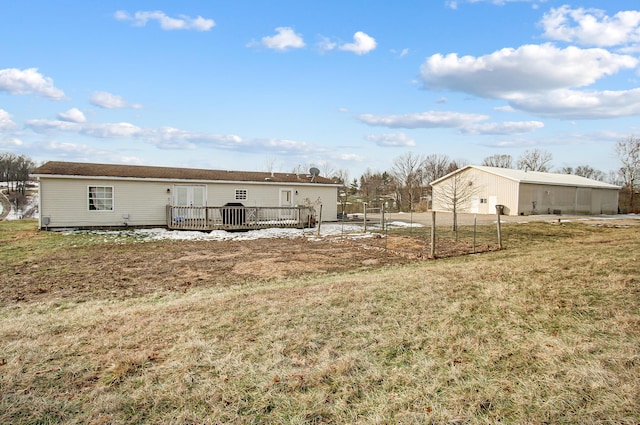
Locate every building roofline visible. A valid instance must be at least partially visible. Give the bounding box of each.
[32,161,342,187]
[430,165,621,190]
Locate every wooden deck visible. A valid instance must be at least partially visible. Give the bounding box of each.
[166,205,316,231]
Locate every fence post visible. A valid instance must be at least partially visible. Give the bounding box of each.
[430,210,436,258]
[317,204,322,236]
[473,214,477,253]
[363,202,368,233]
[496,206,503,250]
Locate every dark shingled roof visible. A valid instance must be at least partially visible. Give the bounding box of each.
[33,161,338,185]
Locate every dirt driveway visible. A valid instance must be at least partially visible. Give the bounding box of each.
[374,211,640,227]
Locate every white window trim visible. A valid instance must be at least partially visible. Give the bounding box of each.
[88,185,114,212]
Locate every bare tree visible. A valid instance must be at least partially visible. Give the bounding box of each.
[0,152,35,194]
[517,149,553,172]
[434,170,478,232]
[422,154,452,184]
[482,154,513,168]
[263,156,282,174]
[330,168,349,185]
[560,165,604,181]
[391,152,426,212]
[359,169,393,208]
[616,136,640,211]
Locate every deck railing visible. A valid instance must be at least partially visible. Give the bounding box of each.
[166,205,316,231]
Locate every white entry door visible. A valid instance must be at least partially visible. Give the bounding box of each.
[470,196,480,214]
[280,188,294,219]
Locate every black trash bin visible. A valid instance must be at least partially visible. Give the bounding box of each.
[222,202,245,225]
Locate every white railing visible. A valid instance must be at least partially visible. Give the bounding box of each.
[166,205,316,231]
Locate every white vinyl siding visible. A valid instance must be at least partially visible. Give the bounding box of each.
[38,177,339,229]
[39,179,171,228]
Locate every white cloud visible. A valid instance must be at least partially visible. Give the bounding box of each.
[420,43,640,118]
[0,109,17,131]
[316,36,337,53]
[24,118,324,154]
[57,108,86,123]
[446,0,546,8]
[329,153,365,162]
[0,137,22,148]
[84,122,143,138]
[90,91,142,109]
[25,119,83,133]
[114,10,215,31]
[460,120,544,135]
[253,27,305,51]
[339,31,377,55]
[251,138,325,154]
[0,68,66,100]
[35,140,144,164]
[357,111,488,128]
[509,88,640,119]
[358,111,543,135]
[142,126,244,150]
[421,43,637,99]
[540,6,640,47]
[390,48,410,58]
[26,119,143,139]
[365,133,416,147]
[40,140,97,155]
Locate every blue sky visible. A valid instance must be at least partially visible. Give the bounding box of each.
[2,0,640,180]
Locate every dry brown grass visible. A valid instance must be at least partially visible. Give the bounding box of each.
[0,220,639,424]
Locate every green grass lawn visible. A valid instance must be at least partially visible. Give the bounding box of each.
[1,220,639,424]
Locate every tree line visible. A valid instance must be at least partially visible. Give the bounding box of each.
[323,137,640,214]
[0,153,36,195]
[2,135,639,214]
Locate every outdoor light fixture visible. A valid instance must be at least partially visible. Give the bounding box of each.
[167,188,171,193]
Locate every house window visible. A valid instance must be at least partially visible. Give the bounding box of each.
[88,186,113,211]
[480,198,488,204]
[235,189,247,200]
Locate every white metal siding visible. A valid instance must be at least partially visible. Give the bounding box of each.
[433,168,619,216]
[432,168,520,215]
[518,183,619,215]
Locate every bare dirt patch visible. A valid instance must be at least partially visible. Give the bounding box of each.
[5,234,471,305]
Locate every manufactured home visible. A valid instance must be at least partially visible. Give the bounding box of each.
[431,165,621,216]
[32,161,340,230]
